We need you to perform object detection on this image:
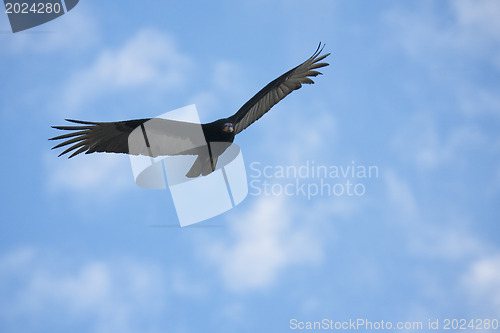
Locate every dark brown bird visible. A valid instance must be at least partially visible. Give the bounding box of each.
[50,44,330,177]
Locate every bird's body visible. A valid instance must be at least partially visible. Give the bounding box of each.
[51,44,330,177]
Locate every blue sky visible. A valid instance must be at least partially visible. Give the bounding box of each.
[1,1,500,332]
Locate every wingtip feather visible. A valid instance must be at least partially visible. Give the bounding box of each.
[69,145,88,158]
[65,119,99,125]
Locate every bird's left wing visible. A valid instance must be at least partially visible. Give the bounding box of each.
[50,118,206,158]
[229,43,330,134]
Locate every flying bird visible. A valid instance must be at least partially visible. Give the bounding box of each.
[50,44,330,177]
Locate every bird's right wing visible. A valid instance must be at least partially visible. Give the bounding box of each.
[50,118,207,158]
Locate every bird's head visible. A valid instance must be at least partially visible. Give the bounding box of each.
[222,122,234,133]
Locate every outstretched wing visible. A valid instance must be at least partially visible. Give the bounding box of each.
[50,118,207,158]
[229,43,330,134]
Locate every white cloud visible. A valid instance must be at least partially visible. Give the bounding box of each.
[386,0,500,66]
[0,247,35,271]
[385,170,418,218]
[62,29,192,111]
[462,254,500,314]
[212,61,246,95]
[456,86,500,118]
[409,222,487,261]
[392,114,486,170]
[383,169,490,261]
[188,60,247,120]
[251,103,337,164]
[170,268,207,298]
[382,168,500,316]
[203,196,324,292]
[45,152,134,198]
[0,248,167,333]
[188,91,221,119]
[385,1,500,119]
[286,107,337,162]
[453,0,500,43]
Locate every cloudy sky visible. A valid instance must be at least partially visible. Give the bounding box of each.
[1,1,499,332]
